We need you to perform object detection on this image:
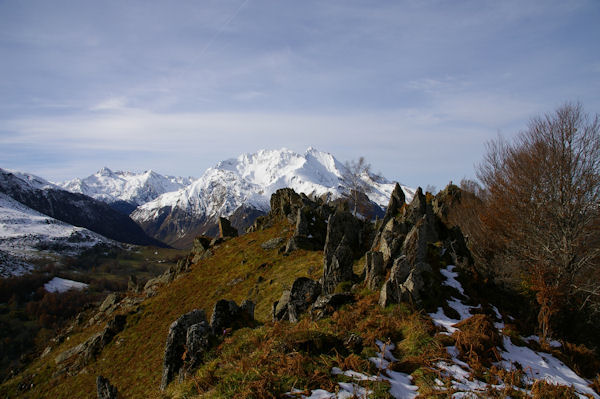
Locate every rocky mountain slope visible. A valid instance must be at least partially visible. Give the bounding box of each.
[2,185,598,399]
[59,168,194,215]
[0,168,165,249]
[0,192,113,277]
[131,148,414,248]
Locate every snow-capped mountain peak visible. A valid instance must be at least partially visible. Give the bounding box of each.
[131,148,414,247]
[59,168,195,207]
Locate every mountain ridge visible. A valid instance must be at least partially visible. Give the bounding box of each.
[0,168,166,249]
[130,148,414,247]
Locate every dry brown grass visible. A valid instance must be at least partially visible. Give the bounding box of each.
[452,314,502,367]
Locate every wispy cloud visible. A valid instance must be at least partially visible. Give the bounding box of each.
[1,0,599,188]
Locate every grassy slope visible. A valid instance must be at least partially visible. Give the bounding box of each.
[1,222,324,398]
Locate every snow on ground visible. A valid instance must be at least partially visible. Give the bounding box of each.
[44,277,88,293]
[429,264,599,398]
[501,337,597,398]
[287,339,418,399]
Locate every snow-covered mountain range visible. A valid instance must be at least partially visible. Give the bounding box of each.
[130,148,414,247]
[2,148,412,260]
[59,168,194,214]
[0,168,164,275]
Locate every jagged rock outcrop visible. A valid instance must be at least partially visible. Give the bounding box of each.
[273,277,321,322]
[379,259,432,307]
[161,309,207,390]
[403,187,427,226]
[55,314,127,373]
[161,300,256,390]
[218,217,238,238]
[381,183,405,226]
[96,375,118,399]
[322,210,365,294]
[364,251,385,290]
[285,204,333,252]
[99,293,122,314]
[373,185,473,309]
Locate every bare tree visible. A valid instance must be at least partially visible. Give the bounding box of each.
[476,103,600,342]
[342,157,373,217]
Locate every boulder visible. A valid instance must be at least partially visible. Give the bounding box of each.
[210,299,255,335]
[376,217,410,266]
[96,375,118,399]
[273,290,291,321]
[161,309,207,390]
[184,321,212,372]
[273,277,321,322]
[310,293,355,320]
[99,293,122,313]
[364,251,385,290]
[261,237,286,250]
[322,210,364,295]
[218,217,238,238]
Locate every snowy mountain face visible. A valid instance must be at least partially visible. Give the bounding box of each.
[131,148,414,247]
[59,167,194,212]
[0,192,113,277]
[0,168,165,248]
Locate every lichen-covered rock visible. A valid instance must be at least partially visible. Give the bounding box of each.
[96,375,118,399]
[379,261,432,307]
[161,309,207,390]
[273,277,321,322]
[56,314,127,372]
[184,321,212,372]
[261,237,286,250]
[99,293,122,313]
[364,251,385,290]
[402,213,439,266]
[310,293,355,320]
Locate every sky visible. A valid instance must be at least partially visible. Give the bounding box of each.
[1,0,599,189]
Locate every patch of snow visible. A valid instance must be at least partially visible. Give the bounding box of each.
[44,277,88,293]
[288,338,418,399]
[430,265,597,398]
[440,265,465,296]
[500,337,597,398]
[523,335,562,348]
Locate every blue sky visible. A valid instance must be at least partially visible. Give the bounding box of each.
[1,0,599,189]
